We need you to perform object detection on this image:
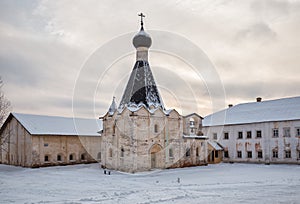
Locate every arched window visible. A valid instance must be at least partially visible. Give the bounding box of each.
[69,154,75,161]
[120,147,124,157]
[97,152,101,161]
[109,148,113,158]
[196,147,199,157]
[186,148,191,157]
[189,118,195,127]
[57,154,62,162]
[154,124,158,133]
[169,148,173,158]
[113,124,116,135]
[81,153,87,161]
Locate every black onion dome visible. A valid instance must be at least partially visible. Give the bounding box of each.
[132,29,152,48]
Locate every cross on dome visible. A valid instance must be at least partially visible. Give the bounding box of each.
[138,12,145,30]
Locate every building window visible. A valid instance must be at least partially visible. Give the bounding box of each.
[189,118,195,126]
[283,127,290,137]
[154,124,158,133]
[273,128,279,137]
[81,153,87,161]
[69,154,75,161]
[257,151,263,159]
[224,132,229,140]
[246,131,252,139]
[57,154,62,162]
[169,148,173,158]
[186,148,191,157]
[298,151,300,159]
[247,151,252,158]
[112,124,116,135]
[238,132,243,139]
[296,128,300,137]
[109,148,113,158]
[237,151,242,158]
[272,151,278,158]
[120,147,124,157]
[224,151,229,158]
[44,143,48,147]
[256,130,262,138]
[196,147,199,157]
[97,152,101,161]
[215,151,219,158]
[44,155,49,162]
[190,128,195,134]
[213,133,217,140]
[285,150,291,158]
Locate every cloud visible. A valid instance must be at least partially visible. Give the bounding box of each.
[0,0,299,118]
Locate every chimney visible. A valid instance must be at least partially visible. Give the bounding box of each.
[228,104,233,108]
[256,97,262,102]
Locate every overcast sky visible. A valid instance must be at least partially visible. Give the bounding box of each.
[0,0,300,118]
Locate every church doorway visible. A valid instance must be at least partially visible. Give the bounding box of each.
[150,144,162,169]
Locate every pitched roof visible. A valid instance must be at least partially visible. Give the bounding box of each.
[6,113,102,136]
[203,96,300,126]
[208,141,223,151]
[118,60,165,111]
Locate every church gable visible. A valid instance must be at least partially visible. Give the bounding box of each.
[151,108,165,117]
[167,109,181,119]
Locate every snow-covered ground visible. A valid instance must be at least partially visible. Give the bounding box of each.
[1,163,299,204]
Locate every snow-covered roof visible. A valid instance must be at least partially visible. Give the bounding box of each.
[203,96,300,127]
[208,141,223,151]
[11,113,102,136]
[116,104,175,116]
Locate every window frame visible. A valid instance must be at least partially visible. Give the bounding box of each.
[81,153,87,161]
[120,147,125,158]
[247,151,252,158]
[169,148,174,158]
[246,131,252,139]
[283,127,291,137]
[273,128,279,137]
[195,147,199,157]
[237,151,242,158]
[154,124,159,133]
[57,154,62,162]
[296,127,300,137]
[285,150,291,158]
[256,130,262,138]
[272,150,278,158]
[213,133,218,140]
[257,151,263,159]
[224,151,229,158]
[185,148,191,157]
[44,155,49,162]
[224,132,229,140]
[238,131,243,139]
[69,154,75,161]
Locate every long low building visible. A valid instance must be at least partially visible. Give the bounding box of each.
[0,113,102,167]
[202,96,300,164]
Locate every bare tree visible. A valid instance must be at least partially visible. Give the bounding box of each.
[0,76,11,128]
[0,77,11,157]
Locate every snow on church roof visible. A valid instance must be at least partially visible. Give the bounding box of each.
[11,113,102,136]
[203,96,300,127]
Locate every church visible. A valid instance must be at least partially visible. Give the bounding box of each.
[99,14,208,172]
